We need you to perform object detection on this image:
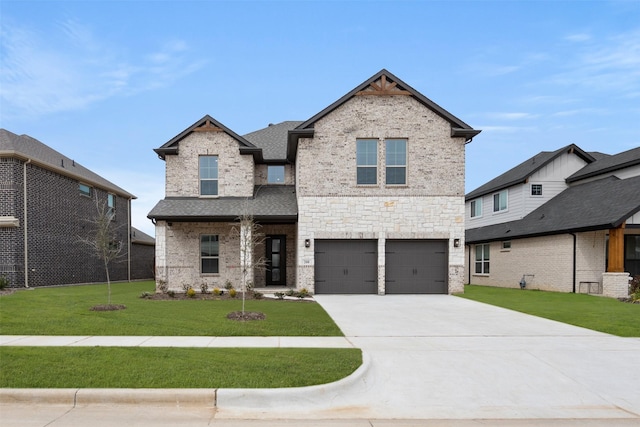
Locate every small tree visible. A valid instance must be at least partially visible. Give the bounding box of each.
[78,195,125,307]
[231,209,267,317]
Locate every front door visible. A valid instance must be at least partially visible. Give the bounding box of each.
[266,235,286,286]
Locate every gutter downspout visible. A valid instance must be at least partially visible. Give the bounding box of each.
[23,159,31,288]
[569,233,576,293]
[467,244,471,285]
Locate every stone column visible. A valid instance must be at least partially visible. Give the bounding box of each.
[602,272,630,299]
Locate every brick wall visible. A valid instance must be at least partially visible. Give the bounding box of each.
[295,95,467,294]
[130,242,155,280]
[0,158,23,286]
[165,132,254,198]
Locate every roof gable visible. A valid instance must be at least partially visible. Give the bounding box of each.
[154,115,262,161]
[567,146,640,183]
[465,144,595,200]
[0,129,135,198]
[243,121,303,161]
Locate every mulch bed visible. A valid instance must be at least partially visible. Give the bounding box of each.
[145,290,265,301]
[226,311,266,321]
[90,304,127,311]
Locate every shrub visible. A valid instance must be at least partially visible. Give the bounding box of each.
[224,280,234,290]
[139,291,152,299]
[274,292,285,300]
[630,276,640,302]
[181,284,191,293]
[229,288,237,298]
[0,276,8,290]
[253,291,264,300]
[156,279,168,294]
[167,290,175,298]
[186,288,196,298]
[200,283,209,294]
[285,289,295,297]
[213,287,222,296]
[297,288,309,299]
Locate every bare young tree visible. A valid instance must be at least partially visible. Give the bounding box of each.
[78,195,125,307]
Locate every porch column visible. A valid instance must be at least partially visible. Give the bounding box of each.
[607,223,625,273]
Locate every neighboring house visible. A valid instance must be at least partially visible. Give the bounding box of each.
[148,69,481,294]
[464,144,640,299]
[130,227,156,280]
[0,129,154,287]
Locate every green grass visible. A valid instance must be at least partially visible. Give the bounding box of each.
[0,281,342,336]
[456,285,640,337]
[0,347,362,388]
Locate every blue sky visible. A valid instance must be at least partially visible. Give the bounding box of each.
[2,0,639,236]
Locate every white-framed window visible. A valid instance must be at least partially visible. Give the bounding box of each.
[267,165,285,184]
[531,184,543,196]
[356,139,377,185]
[200,235,219,274]
[79,183,92,197]
[501,241,511,250]
[107,193,116,219]
[475,243,490,274]
[493,190,508,212]
[199,155,218,196]
[470,199,482,218]
[385,139,407,185]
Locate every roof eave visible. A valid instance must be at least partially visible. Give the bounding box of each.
[287,128,315,162]
[452,128,482,144]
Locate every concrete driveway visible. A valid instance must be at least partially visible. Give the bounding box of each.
[217,295,640,421]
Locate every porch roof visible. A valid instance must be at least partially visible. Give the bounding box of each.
[466,175,640,244]
[147,185,297,223]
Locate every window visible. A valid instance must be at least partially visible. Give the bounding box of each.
[493,190,508,212]
[385,139,407,185]
[501,241,511,250]
[267,165,285,184]
[531,184,543,196]
[470,199,482,218]
[107,193,116,218]
[79,183,92,197]
[475,243,490,274]
[199,156,218,196]
[200,235,219,274]
[356,139,377,185]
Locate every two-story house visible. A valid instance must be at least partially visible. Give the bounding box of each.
[0,129,154,287]
[148,69,481,294]
[464,144,640,299]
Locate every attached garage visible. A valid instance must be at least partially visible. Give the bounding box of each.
[314,240,378,294]
[385,240,448,294]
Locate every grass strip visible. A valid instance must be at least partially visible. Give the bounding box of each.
[0,281,342,336]
[456,285,640,337]
[0,347,362,388]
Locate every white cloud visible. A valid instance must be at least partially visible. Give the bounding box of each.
[0,19,206,119]
[484,112,539,120]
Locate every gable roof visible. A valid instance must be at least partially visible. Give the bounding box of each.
[465,144,595,201]
[566,146,640,183]
[147,185,297,223]
[287,69,481,161]
[131,227,155,245]
[0,129,135,199]
[243,121,303,161]
[466,175,640,243]
[154,115,263,161]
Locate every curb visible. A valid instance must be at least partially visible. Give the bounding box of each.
[0,350,369,409]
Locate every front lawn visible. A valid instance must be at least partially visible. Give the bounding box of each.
[456,285,640,337]
[0,347,362,388]
[0,281,342,336]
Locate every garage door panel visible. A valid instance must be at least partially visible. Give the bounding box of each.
[315,240,377,294]
[385,240,448,294]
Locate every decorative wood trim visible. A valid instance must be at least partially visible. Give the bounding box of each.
[193,119,223,132]
[607,222,626,272]
[356,74,411,96]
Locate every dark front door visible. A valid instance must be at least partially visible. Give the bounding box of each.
[266,235,286,286]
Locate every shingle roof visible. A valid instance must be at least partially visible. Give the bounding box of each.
[147,185,297,222]
[243,121,303,161]
[566,146,640,183]
[465,144,595,201]
[131,227,155,245]
[466,175,640,243]
[0,129,135,198]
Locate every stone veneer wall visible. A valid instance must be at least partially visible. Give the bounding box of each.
[165,132,254,198]
[295,94,467,294]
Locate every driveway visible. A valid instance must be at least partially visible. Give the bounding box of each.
[217,295,640,420]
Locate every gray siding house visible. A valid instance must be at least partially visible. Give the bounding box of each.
[0,129,154,287]
[148,69,481,294]
[465,145,640,298]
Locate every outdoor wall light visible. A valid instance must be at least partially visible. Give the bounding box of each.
[305,239,311,248]
[454,238,461,248]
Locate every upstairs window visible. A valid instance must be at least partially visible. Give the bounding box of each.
[493,190,508,212]
[79,183,92,197]
[199,155,218,196]
[531,184,543,196]
[107,193,116,218]
[475,243,490,274]
[356,139,377,185]
[385,139,407,185]
[470,199,482,218]
[267,165,285,184]
[200,235,219,274]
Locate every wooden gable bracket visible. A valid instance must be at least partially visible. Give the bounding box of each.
[356,74,412,96]
[193,119,223,132]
